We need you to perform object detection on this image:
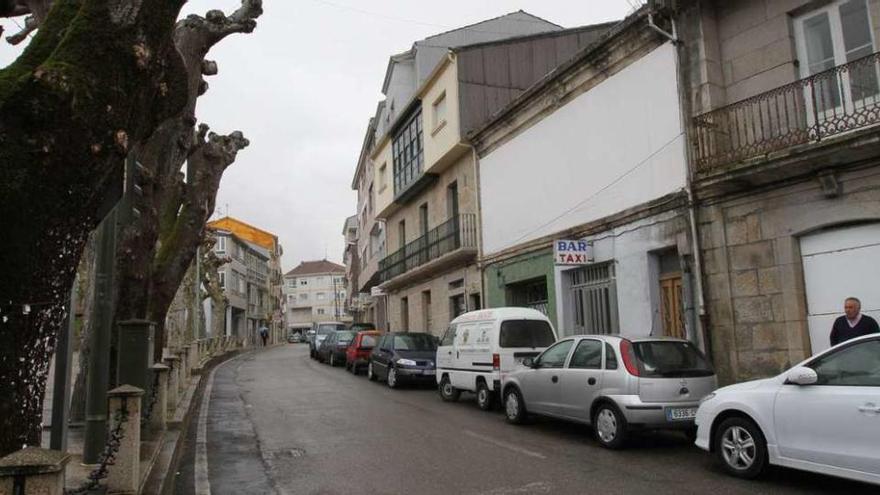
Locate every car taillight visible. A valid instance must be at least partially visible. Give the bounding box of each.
[492,353,500,370]
[619,340,640,376]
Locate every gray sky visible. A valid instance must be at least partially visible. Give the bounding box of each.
[1,1,635,272]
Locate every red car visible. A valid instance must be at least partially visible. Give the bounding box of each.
[346,330,380,375]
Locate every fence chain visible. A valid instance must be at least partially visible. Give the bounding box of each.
[140,370,161,427]
[65,401,130,495]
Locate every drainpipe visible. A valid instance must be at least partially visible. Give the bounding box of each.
[470,144,487,309]
[650,11,709,349]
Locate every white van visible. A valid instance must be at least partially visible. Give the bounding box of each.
[436,308,557,410]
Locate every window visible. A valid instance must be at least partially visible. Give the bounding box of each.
[440,325,456,346]
[401,297,409,330]
[287,278,296,288]
[379,163,388,192]
[432,91,447,131]
[794,0,878,114]
[632,341,714,378]
[569,263,619,335]
[392,109,424,196]
[368,184,375,213]
[506,277,549,315]
[398,220,406,249]
[605,342,618,370]
[317,308,325,315]
[809,338,880,386]
[449,294,466,319]
[499,320,556,348]
[334,276,344,284]
[419,203,429,236]
[447,181,459,219]
[216,236,227,252]
[317,292,326,301]
[448,279,464,290]
[219,272,225,289]
[393,334,437,351]
[299,293,308,301]
[469,293,482,311]
[569,339,603,369]
[536,340,574,368]
[299,279,308,286]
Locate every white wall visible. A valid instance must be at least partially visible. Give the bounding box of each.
[479,43,686,255]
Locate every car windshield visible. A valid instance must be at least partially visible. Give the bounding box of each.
[393,334,437,351]
[632,341,714,378]
[336,331,355,342]
[360,335,378,348]
[499,320,555,348]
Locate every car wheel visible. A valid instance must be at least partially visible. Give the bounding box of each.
[714,417,767,479]
[593,403,627,449]
[367,362,377,381]
[476,381,495,411]
[438,376,460,402]
[503,387,528,424]
[387,366,398,389]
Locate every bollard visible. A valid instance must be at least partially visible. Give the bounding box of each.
[149,364,169,432]
[0,448,69,495]
[116,320,155,393]
[106,385,143,495]
[162,355,180,413]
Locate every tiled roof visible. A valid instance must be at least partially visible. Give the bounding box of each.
[285,260,345,276]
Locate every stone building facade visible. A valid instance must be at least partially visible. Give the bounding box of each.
[676,0,880,382]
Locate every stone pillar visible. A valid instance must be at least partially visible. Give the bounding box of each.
[149,364,169,432]
[174,349,187,394]
[106,385,143,495]
[189,342,200,371]
[181,346,191,378]
[0,448,69,495]
[163,356,180,413]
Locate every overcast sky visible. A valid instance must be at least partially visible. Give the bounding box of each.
[1,1,637,271]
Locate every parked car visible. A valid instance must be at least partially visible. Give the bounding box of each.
[502,335,716,449]
[309,321,347,359]
[349,322,376,333]
[287,330,305,344]
[368,332,438,388]
[695,334,880,485]
[436,308,557,411]
[317,330,356,366]
[346,330,380,375]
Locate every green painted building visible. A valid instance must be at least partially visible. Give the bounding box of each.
[483,248,557,327]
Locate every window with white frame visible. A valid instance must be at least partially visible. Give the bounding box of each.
[794,0,878,112]
[299,293,308,301]
[317,308,325,315]
[219,272,225,288]
[216,236,227,252]
[286,278,296,288]
[317,292,326,301]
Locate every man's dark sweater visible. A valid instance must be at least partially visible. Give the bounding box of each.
[830,314,880,346]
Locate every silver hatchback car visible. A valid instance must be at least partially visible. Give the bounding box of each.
[502,335,717,448]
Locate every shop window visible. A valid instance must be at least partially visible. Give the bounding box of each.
[506,277,549,315]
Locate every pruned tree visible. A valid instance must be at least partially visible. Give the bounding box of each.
[0,0,261,456]
[201,233,230,337]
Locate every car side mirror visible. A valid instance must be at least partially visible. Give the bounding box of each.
[786,366,818,386]
[522,357,536,368]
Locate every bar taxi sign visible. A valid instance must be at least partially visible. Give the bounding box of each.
[554,239,593,265]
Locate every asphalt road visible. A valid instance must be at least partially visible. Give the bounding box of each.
[174,344,875,495]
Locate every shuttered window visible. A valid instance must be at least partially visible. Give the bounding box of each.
[569,262,619,335]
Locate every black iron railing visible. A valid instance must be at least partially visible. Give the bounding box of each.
[378,213,477,283]
[692,51,880,171]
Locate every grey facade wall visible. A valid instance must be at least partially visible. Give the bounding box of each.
[698,166,880,383]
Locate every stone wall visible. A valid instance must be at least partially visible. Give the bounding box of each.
[699,165,880,384]
[386,264,481,336]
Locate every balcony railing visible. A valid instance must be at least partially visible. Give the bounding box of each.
[378,213,477,283]
[692,51,880,171]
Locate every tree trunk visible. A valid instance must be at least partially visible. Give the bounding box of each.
[0,0,188,456]
[69,231,97,424]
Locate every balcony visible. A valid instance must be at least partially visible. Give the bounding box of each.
[692,52,880,173]
[378,213,477,288]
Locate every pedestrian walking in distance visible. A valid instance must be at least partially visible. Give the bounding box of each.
[260,325,269,347]
[830,297,879,346]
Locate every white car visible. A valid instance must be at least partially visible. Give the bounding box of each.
[695,334,880,485]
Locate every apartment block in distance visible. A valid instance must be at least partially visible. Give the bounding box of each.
[283,260,351,335]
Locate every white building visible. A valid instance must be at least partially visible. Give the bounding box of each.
[473,13,702,346]
[282,260,351,334]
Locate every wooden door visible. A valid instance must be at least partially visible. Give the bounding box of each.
[659,273,685,339]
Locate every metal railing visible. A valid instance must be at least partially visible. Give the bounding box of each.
[378,213,477,282]
[692,51,880,171]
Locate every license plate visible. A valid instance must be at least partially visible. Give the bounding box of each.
[666,407,697,421]
[422,370,436,375]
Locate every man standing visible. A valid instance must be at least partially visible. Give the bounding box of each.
[830,297,879,346]
[259,325,269,347]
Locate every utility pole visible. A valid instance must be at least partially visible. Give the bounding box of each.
[83,208,117,463]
